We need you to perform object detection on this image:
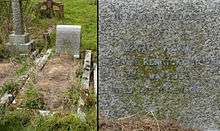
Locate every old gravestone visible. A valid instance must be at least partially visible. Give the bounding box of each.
[56,25,81,58]
[99,0,220,130]
[6,0,34,53]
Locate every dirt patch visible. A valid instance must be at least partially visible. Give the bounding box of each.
[0,62,19,86]
[35,54,82,110]
[99,115,200,131]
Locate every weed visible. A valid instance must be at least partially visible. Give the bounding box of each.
[22,82,44,110]
[0,80,19,96]
[0,109,32,131]
[64,86,81,112]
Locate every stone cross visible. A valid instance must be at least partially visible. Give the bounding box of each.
[11,0,24,35]
[6,0,34,54]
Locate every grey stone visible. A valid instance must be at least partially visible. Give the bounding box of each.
[56,25,81,58]
[6,33,34,53]
[99,0,220,129]
[6,0,34,54]
[0,93,13,105]
[11,0,24,35]
[81,50,92,92]
[35,49,52,70]
[39,110,55,116]
[77,97,86,122]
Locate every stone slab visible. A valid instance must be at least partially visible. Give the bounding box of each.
[81,50,92,92]
[6,40,34,54]
[99,0,220,130]
[56,25,81,58]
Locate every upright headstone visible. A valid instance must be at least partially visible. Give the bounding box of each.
[6,0,34,54]
[56,25,81,58]
[99,0,220,130]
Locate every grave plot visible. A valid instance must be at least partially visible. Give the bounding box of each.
[0,0,97,130]
[3,23,96,123]
[13,54,83,111]
[36,55,82,110]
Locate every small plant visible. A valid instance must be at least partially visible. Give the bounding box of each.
[23,82,44,109]
[85,90,96,108]
[15,60,29,77]
[0,80,19,96]
[32,113,90,131]
[64,86,81,111]
[0,109,32,131]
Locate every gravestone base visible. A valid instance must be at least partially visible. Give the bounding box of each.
[5,33,35,54]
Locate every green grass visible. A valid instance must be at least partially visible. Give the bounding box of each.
[22,82,44,110]
[62,0,97,51]
[0,80,19,96]
[0,108,94,131]
[28,0,97,52]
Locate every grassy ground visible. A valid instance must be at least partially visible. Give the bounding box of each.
[30,0,97,51]
[0,0,97,58]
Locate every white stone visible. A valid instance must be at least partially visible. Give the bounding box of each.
[0,93,13,105]
[39,110,55,117]
[56,25,81,58]
[35,49,52,70]
[81,50,92,91]
[77,108,86,122]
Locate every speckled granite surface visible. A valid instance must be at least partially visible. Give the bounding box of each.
[99,0,220,129]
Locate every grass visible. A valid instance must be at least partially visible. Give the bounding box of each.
[22,82,44,110]
[0,108,94,131]
[0,80,19,96]
[28,0,97,52]
[62,0,97,51]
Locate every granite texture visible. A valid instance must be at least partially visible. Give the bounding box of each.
[6,33,34,54]
[11,0,24,35]
[56,25,81,58]
[99,0,220,129]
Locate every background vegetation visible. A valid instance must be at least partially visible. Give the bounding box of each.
[0,0,97,59]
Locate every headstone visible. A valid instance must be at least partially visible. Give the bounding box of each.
[56,25,81,58]
[99,0,220,130]
[6,0,34,54]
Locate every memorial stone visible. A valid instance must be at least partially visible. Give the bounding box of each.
[99,0,220,129]
[56,25,81,58]
[6,0,34,53]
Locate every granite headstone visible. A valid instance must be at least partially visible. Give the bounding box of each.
[56,25,81,58]
[99,0,220,129]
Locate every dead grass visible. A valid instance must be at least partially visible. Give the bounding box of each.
[99,115,201,131]
[0,62,20,86]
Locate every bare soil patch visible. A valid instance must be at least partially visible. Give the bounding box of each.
[0,62,19,86]
[35,54,82,110]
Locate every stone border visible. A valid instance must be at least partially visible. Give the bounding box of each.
[0,49,52,106]
[81,50,92,92]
